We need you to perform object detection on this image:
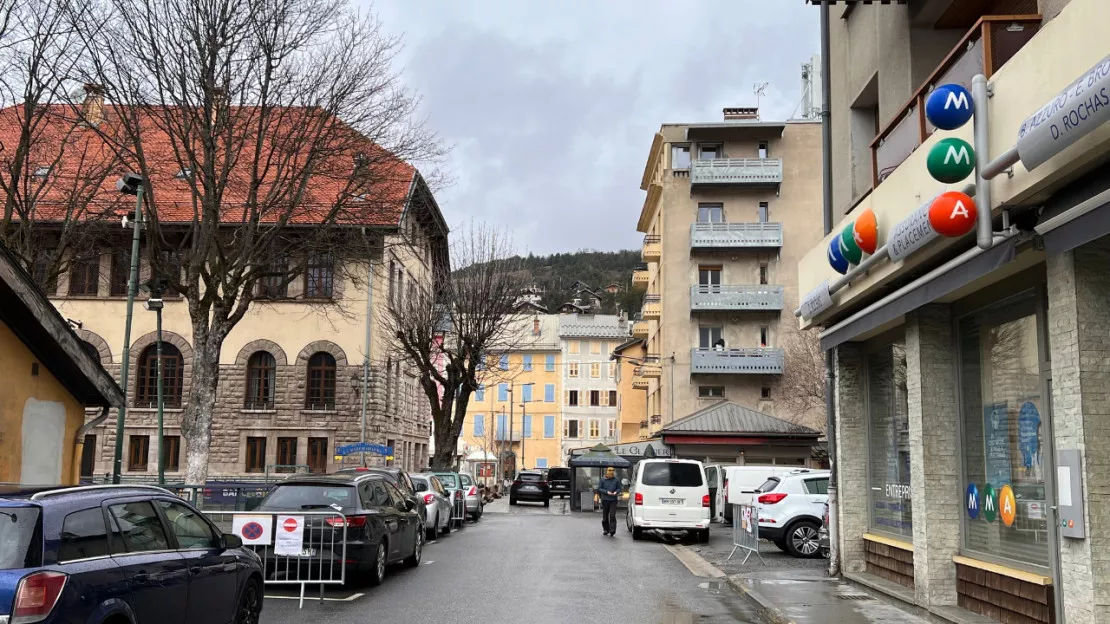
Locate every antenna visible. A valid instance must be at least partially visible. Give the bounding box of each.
[753,82,770,111]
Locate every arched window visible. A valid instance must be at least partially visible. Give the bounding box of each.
[80,340,101,363]
[136,343,184,407]
[245,351,276,409]
[305,352,336,410]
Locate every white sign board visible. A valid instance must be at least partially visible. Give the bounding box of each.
[887,201,938,262]
[275,515,306,555]
[799,281,833,319]
[1017,54,1110,171]
[232,515,273,546]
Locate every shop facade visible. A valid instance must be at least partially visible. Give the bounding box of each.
[796,0,1110,622]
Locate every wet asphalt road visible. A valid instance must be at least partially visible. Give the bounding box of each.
[260,498,760,624]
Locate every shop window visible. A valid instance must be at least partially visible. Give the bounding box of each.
[958,291,1049,569]
[866,339,912,540]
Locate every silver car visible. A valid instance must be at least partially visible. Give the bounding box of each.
[430,471,466,528]
[459,473,484,521]
[412,473,453,540]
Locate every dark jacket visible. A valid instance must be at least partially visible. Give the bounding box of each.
[596,476,622,502]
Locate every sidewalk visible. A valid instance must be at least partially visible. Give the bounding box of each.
[726,575,933,624]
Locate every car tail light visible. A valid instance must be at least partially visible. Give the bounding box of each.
[468,487,477,496]
[13,571,67,624]
[326,515,368,528]
[757,493,788,505]
[702,494,710,508]
[455,490,462,500]
[634,492,643,506]
[512,480,522,487]
[423,493,436,505]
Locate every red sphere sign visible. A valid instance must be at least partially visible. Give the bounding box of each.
[853,208,878,255]
[928,192,977,238]
[283,517,299,532]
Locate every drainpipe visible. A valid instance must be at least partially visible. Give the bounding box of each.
[73,406,111,485]
[819,1,841,578]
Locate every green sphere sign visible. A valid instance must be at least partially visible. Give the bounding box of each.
[982,483,998,523]
[927,137,976,183]
[840,223,863,264]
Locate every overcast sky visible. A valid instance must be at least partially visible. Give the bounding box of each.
[372,1,820,256]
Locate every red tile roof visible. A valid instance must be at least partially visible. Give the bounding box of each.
[0,104,416,227]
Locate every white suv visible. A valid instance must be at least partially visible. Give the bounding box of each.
[754,470,829,558]
[626,459,711,542]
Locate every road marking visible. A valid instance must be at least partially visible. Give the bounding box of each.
[664,544,726,579]
[423,560,435,565]
[264,592,364,602]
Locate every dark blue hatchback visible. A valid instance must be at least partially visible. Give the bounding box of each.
[0,485,263,624]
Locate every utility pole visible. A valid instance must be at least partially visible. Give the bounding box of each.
[144,280,165,484]
[520,401,528,470]
[112,173,144,484]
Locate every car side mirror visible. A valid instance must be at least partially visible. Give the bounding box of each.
[222,534,243,549]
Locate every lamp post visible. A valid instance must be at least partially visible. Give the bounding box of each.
[505,381,533,476]
[144,280,165,484]
[520,401,528,470]
[112,173,145,484]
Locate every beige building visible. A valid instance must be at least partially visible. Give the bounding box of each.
[632,109,824,439]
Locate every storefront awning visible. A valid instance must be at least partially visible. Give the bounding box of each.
[820,237,1018,351]
[1038,187,1110,256]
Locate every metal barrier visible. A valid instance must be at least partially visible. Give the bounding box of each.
[727,503,765,565]
[451,491,467,524]
[205,510,349,608]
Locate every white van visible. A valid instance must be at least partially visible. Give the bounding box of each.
[717,466,817,524]
[626,459,711,542]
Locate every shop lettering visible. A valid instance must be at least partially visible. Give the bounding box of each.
[1018,55,1110,171]
[887,202,938,262]
[885,483,911,500]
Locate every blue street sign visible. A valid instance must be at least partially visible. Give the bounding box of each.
[926,84,974,130]
[966,483,980,520]
[827,236,850,274]
[336,442,394,457]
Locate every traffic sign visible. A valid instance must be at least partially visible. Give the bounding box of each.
[839,223,863,264]
[827,236,849,274]
[853,208,878,255]
[928,191,977,237]
[925,84,974,130]
[283,517,299,532]
[927,138,975,183]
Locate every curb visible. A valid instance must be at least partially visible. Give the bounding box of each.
[726,576,798,624]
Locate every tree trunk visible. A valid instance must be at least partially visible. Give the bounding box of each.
[181,324,225,484]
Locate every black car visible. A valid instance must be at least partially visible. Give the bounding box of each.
[546,467,571,499]
[509,471,551,506]
[334,466,426,532]
[256,473,423,586]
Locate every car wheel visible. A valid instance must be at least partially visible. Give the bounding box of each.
[470,512,480,521]
[543,499,550,508]
[509,497,517,506]
[632,525,643,541]
[404,530,424,568]
[785,521,822,558]
[234,579,261,624]
[698,529,710,544]
[367,541,387,586]
[442,516,452,534]
[426,515,439,541]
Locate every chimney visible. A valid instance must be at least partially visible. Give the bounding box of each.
[533,317,541,336]
[81,84,104,127]
[210,87,226,126]
[723,107,759,121]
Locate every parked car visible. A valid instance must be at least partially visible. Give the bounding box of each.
[0,484,264,624]
[546,467,572,499]
[459,473,484,521]
[626,459,711,542]
[333,466,426,534]
[257,473,424,586]
[429,472,466,528]
[411,474,453,540]
[754,470,830,558]
[509,471,550,506]
[717,466,817,524]
[819,500,830,558]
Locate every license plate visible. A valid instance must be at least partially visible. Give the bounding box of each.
[660,498,685,505]
[522,485,537,491]
[299,548,317,557]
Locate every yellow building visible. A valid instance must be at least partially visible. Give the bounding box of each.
[460,314,563,475]
[0,242,123,485]
[612,338,647,442]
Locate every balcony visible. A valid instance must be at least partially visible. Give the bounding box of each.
[690,285,784,312]
[632,266,650,289]
[650,415,662,426]
[690,347,784,375]
[639,420,649,430]
[494,430,521,442]
[641,235,661,262]
[631,317,649,338]
[631,372,649,389]
[690,158,783,188]
[642,294,662,320]
[871,15,1042,186]
[640,355,663,378]
[690,222,783,250]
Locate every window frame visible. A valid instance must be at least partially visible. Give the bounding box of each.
[68,252,101,296]
[303,252,334,299]
[127,435,149,472]
[698,386,725,399]
[276,437,298,472]
[135,343,184,408]
[588,419,600,438]
[304,352,337,410]
[696,203,724,224]
[245,436,267,473]
[245,351,277,410]
[109,252,130,296]
[589,362,600,379]
[162,435,180,472]
[671,144,691,169]
[568,362,579,378]
[307,437,328,473]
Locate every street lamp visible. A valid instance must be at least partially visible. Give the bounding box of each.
[111,172,145,484]
[144,279,165,484]
[506,382,533,474]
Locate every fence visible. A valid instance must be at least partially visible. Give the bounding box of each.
[205,510,349,608]
[451,491,467,523]
[727,503,764,565]
[168,484,275,511]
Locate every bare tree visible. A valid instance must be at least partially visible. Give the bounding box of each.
[383,225,530,470]
[62,0,442,483]
[778,329,827,429]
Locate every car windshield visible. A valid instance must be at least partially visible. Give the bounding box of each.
[0,506,41,569]
[641,463,703,487]
[261,484,356,509]
[436,474,459,489]
[519,473,543,482]
[756,477,781,493]
[548,469,570,480]
[460,475,474,486]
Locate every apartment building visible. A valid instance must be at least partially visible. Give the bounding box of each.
[460,314,562,475]
[631,109,824,440]
[612,338,647,443]
[559,313,628,459]
[797,0,1109,622]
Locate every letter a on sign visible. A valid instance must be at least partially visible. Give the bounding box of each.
[950,200,969,220]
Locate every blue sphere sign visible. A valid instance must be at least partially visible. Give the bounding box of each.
[966,483,980,520]
[926,84,974,130]
[827,237,849,274]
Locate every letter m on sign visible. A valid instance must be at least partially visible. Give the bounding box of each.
[945,90,970,110]
[945,145,971,165]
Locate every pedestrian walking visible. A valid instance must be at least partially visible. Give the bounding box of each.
[595,467,622,537]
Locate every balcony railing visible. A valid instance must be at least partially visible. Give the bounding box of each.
[650,415,662,425]
[640,354,663,378]
[871,15,1042,186]
[632,319,649,338]
[690,285,784,312]
[642,294,662,320]
[690,347,784,375]
[494,430,521,442]
[642,235,662,262]
[690,222,783,249]
[632,267,650,288]
[640,420,649,429]
[690,158,783,187]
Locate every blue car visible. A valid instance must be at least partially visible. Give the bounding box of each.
[0,484,264,624]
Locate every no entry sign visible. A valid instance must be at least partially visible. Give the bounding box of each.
[275,515,306,556]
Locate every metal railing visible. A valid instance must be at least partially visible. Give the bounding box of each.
[728,503,765,565]
[690,157,783,186]
[690,347,785,374]
[650,415,662,425]
[690,222,783,248]
[690,285,784,312]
